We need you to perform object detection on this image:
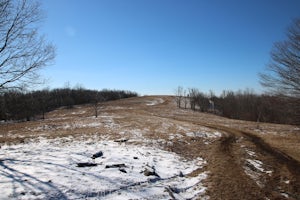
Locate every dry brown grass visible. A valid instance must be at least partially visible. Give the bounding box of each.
[262,134,300,162]
[1,95,300,199]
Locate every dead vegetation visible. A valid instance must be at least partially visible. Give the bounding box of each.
[1,95,300,199]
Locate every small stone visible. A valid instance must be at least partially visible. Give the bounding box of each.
[119,168,127,173]
[179,171,184,177]
[92,151,103,159]
[105,164,126,168]
[77,162,97,167]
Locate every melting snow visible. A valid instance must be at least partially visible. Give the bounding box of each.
[186,131,222,138]
[245,149,256,157]
[146,98,164,106]
[169,133,184,140]
[244,158,273,188]
[246,159,265,173]
[0,137,208,199]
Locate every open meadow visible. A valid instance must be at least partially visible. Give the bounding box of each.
[1,96,300,199]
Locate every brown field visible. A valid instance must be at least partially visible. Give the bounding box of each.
[1,95,300,199]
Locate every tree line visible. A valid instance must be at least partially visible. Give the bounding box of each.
[175,87,299,125]
[0,88,138,122]
[1,1,299,126]
[174,18,300,125]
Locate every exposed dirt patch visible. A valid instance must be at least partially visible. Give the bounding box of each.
[1,95,300,199]
[207,135,264,199]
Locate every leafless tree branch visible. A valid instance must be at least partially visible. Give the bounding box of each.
[260,18,300,98]
[0,0,55,91]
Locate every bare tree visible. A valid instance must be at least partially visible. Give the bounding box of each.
[188,88,198,111]
[174,86,183,108]
[259,18,300,97]
[93,91,103,118]
[0,0,55,91]
[260,18,300,124]
[183,89,188,109]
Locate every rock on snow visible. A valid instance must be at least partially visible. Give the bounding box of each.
[0,137,208,200]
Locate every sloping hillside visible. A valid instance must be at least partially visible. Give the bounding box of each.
[0,96,299,199]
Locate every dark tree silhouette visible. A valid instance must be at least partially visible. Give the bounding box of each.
[260,18,300,97]
[0,0,55,91]
[0,88,138,121]
[260,18,300,124]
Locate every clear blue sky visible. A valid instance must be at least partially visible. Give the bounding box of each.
[40,0,300,95]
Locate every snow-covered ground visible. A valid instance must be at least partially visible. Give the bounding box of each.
[0,137,208,200]
[146,98,164,106]
[185,131,222,138]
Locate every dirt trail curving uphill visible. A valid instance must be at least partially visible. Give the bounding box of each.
[206,126,300,200]
[207,133,264,199]
[145,96,300,199]
[1,95,300,199]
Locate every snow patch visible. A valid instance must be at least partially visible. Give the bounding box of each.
[245,149,256,157]
[146,98,164,106]
[0,138,208,199]
[71,110,86,115]
[281,193,289,198]
[186,131,222,138]
[244,158,272,188]
[169,133,184,140]
[246,159,265,173]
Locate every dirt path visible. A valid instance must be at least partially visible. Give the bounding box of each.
[207,134,264,199]
[204,126,300,200]
[143,97,300,199]
[1,96,300,199]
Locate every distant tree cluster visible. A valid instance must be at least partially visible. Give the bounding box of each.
[174,87,298,125]
[174,18,300,125]
[0,88,138,121]
[0,0,138,122]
